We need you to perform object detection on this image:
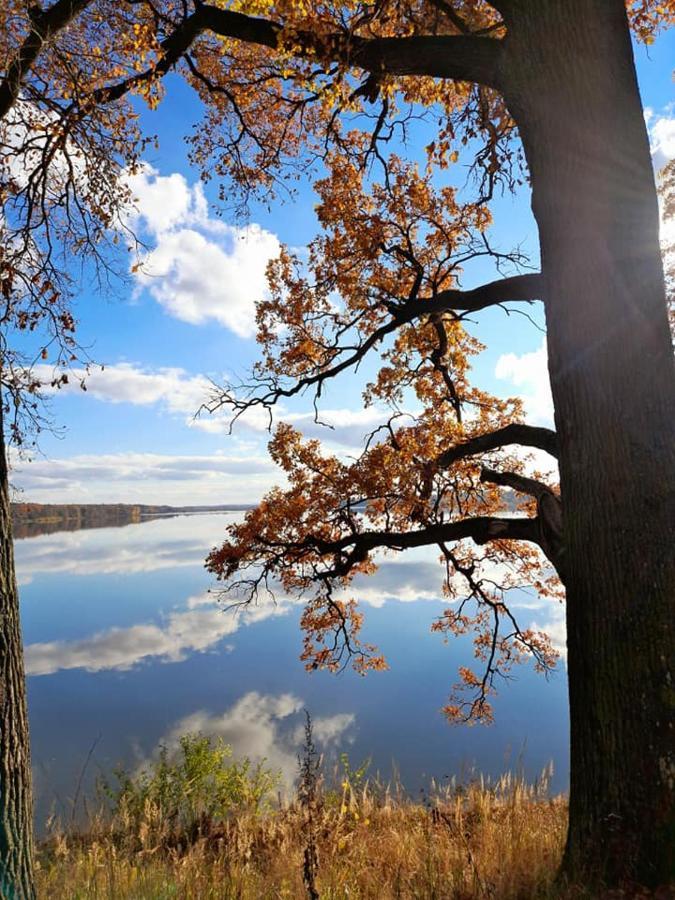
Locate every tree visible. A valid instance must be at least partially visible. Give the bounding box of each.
[1,4,161,892]
[662,157,675,331]
[192,1,674,889]
[0,0,673,895]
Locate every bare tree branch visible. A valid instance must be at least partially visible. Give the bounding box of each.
[480,466,552,498]
[309,514,543,564]
[480,467,564,574]
[423,272,543,314]
[437,422,558,468]
[427,0,474,35]
[95,5,206,105]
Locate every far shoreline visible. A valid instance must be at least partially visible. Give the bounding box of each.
[11,502,254,540]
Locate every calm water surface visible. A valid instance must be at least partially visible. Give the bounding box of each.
[16,512,569,827]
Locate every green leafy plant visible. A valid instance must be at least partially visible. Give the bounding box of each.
[100,733,280,843]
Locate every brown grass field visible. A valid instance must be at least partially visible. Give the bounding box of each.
[35,743,574,898]
[36,732,654,899]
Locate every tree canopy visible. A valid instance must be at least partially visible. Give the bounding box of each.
[1,0,670,719]
[205,152,564,722]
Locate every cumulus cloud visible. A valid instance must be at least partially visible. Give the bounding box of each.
[505,579,566,656]
[0,99,87,197]
[495,338,554,426]
[125,168,210,235]
[157,692,355,788]
[647,108,675,250]
[34,362,211,415]
[125,165,281,337]
[284,407,395,448]
[34,360,393,452]
[530,602,567,662]
[306,713,356,746]
[342,551,560,616]
[11,397,397,502]
[25,591,289,677]
[645,106,675,169]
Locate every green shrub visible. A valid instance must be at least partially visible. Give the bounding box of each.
[99,733,280,841]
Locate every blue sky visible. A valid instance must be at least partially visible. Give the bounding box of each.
[12,32,675,505]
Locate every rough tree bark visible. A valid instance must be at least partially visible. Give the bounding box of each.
[500,0,675,887]
[0,399,34,899]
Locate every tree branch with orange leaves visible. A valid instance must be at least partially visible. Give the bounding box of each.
[199,141,561,722]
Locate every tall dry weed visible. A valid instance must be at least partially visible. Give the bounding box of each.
[37,731,569,899]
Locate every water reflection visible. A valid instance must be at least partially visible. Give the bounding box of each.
[14,513,228,582]
[19,512,569,828]
[26,593,241,675]
[153,692,355,789]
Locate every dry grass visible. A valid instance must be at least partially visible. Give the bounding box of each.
[36,768,569,899]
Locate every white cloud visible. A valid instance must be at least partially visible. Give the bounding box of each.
[530,602,567,662]
[13,378,398,502]
[125,167,210,236]
[11,450,276,505]
[652,115,675,159]
[284,407,393,448]
[34,362,212,417]
[34,360,390,451]
[341,560,448,608]
[157,692,355,788]
[193,403,394,449]
[340,550,561,616]
[25,590,290,677]
[307,713,356,746]
[646,106,675,169]
[125,166,281,337]
[495,338,554,426]
[0,99,87,197]
[651,110,675,249]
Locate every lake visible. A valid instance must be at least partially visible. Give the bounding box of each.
[16,512,569,828]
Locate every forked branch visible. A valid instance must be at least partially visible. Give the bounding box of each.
[104,4,507,101]
[480,467,564,573]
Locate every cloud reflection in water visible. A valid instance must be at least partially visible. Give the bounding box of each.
[20,512,565,675]
[150,691,355,788]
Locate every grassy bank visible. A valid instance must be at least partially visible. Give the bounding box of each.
[36,732,570,899]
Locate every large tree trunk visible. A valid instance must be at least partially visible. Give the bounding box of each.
[500,0,675,889]
[0,402,34,899]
